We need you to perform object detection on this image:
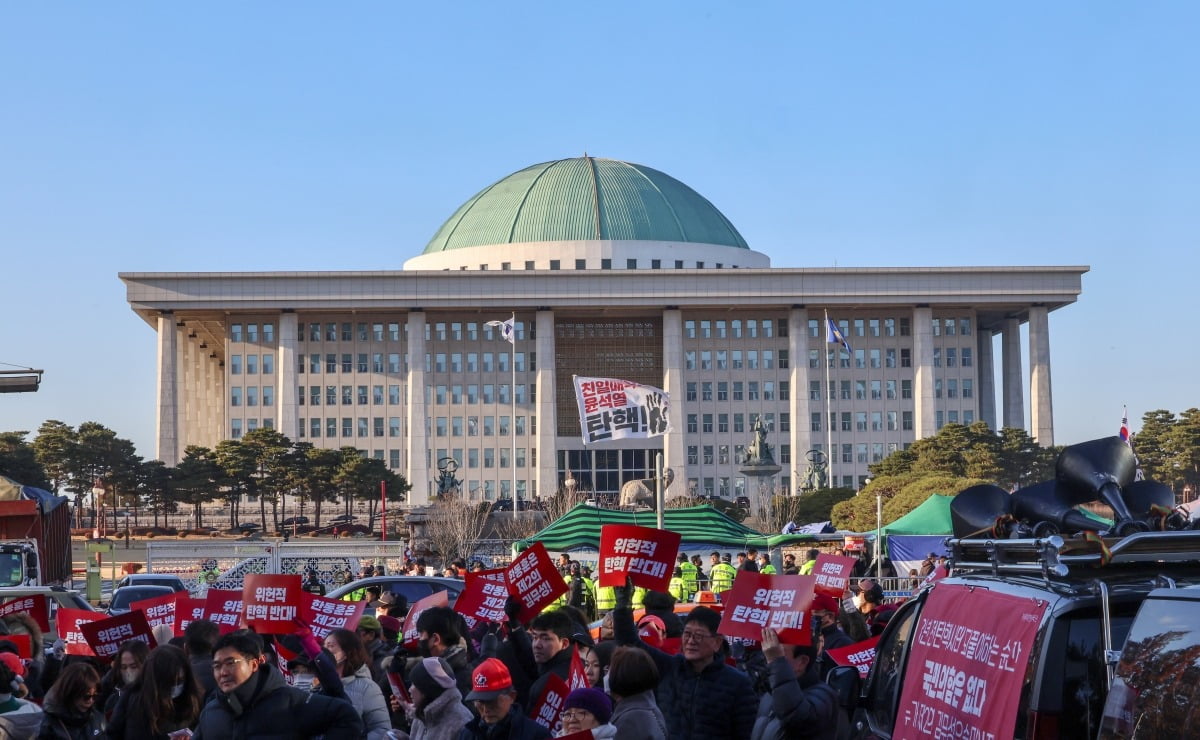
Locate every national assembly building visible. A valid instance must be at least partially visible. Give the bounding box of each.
[121,156,1086,506]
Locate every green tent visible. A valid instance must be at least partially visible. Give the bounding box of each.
[515,504,826,553]
[879,494,954,536]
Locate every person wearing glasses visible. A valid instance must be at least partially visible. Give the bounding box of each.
[37,662,105,740]
[192,630,362,740]
[612,583,757,740]
[556,688,615,737]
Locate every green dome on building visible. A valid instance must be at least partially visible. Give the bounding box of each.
[423,156,749,254]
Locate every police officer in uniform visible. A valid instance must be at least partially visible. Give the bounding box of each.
[677,553,699,602]
[709,553,738,598]
[667,566,688,603]
[198,559,221,590]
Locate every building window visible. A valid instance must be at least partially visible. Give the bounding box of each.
[263,386,274,407]
[550,260,560,270]
[963,379,974,398]
[389,418,400,437]
[962,348,973,367]
[231,419,242,438]
[230,355,242,375]
[231,324,243,343]
[231,387,242,407]
[687,414,698,434]
[575,259,586,269]
[900,349,911,368]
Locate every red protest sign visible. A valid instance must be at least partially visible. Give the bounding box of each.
[174,595,206,637]
[505,542,567,622]
[567,645,589,691]
[132,591,177,633]
[57,608,104,656]
[811,553,858,597]
[202,589,245,634]
[80,611,156,661]
[598,524,681,591]
[2,634,31,659]
[274,638,299,684]
[455,573,510,625]
[0,594,50,634]
[242,574,303,633]
[528,673,569,732]
[464,567,506,589]
[717,571,816,645]
[303,593,365,640]
[893,584,1047,740]
[402,590,449,648]
[827,635,881,678]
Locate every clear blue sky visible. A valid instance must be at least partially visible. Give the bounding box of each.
[2,2,1196,459]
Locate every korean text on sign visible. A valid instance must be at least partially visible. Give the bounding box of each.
[717,572,816,645]
[811,553,858,597]
[598,524,681,591]
[573,376,671,444]
[505,542,566,622]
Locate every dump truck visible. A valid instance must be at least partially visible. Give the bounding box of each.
[0,476,73,586]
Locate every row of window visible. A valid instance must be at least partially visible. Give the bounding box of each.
[299,385,404,406]
[229,323,276,344]
[301,322,403,343]
[230,387,274,407]
[686,412,787,435]
[805,346,974,369]
[299,417,401,439]
[686,381,790,403]
[808,316,974,339]
[683,350,788,372]
[427,353,532,373]
[229,418,275,438]
[293,352,536,376]
[808,409,977,433]
[806,378,975,401]
[687,444,793,467]
[684,319,784,339]
[428,384,532,405]
[230,354,274,375]
[430,416,534,437]
[299,353,404,374]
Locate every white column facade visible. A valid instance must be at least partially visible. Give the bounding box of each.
[661,309,686,489]
[405,312,430,505]
[155,313,180,464]
[1028,306,1054,445]
[977,328,997,431]
[912,306,936,438]
[788,307,809,495]
[181,330,196,448]
[535,310,558,498]
[1001,318,1024,430]
[277,312,299,440]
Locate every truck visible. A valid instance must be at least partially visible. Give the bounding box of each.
[0,476,73,586]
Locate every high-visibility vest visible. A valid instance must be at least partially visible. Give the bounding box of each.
[800,560,816,575]
[679,561,699,596]
[668,576,688,602]
[595,585,616,611]
[631,586,646,608]
[760,564,777,575]
[709,563,737,594]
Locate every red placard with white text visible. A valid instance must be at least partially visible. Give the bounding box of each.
[505,543,568,622]
[57,608,104,656]
[302,593,365,640]
[528,673,569,732]
[174,595,206,636]
[0,594,50,634]
[464,567,507,589]
[202,589,245,634]
[811,553,858,597]
[893,584,1047,740]
[402,590,449,648]
[455,571,510,624]
[827,635,881,677]
[132,591,178,632]
[717,571,816,645]
[567,645,589,690]
[80,611,156,661]
[242,574,303,633]
[598,524,681,591]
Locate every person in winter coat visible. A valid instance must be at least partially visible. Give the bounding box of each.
[192,630,363,740]
[107,645,205,740]
[523,611,574,710]
[100,641,150,723]
[394,657,471,740]
[457,659,548,740]
[604,648,666,740]
[0,653,43,740]
[557,688,615,738]
[612,584,757,740]
[37,663,105,740]
[1,613,46,703]
[750,628,839,740]
[322,629,392,740]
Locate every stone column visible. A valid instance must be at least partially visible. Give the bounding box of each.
[535,310,558,498]
[912,306,936,438]
[1001,318,1024,430]
[789,307,809,495]
[406,312,430,506]
[278,312,299,440]
[156,313,180,464]
[977,327,996,431]
[661,309,686,490]
[1028,306,1054,445]
[181,330,196,448]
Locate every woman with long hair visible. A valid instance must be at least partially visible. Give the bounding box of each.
[37,663,105,740]
[322,628,390,740]
[108,646,204,740]
[101,641,150,720]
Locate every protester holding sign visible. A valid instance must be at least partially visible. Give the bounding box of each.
[749,627,839,740]
[192,630,363,740]
[611,583,757,740]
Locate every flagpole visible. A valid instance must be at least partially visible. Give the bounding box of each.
[511,311,517,521]
[824,309,834,490]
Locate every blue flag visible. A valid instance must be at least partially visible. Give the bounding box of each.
[826,317,852,354]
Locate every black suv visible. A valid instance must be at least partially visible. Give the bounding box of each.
[838,530,1200,740]
[1097,583,1200,738]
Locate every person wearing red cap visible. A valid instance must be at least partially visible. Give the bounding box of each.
[810,594,852,680]
[0,651,42,737]
[459,658,550,740]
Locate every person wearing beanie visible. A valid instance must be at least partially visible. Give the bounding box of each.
[404,657,471,740]
[558,687,615,737]
[0,653,42,738]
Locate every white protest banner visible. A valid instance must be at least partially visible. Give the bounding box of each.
[573,376,670,444]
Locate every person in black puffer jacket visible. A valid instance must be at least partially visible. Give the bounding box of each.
[612,585,756,740]
[37,663,105,740]
[192,630,362,740]
[750,627,840,740]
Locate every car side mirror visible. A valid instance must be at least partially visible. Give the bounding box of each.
[827,665,862,711]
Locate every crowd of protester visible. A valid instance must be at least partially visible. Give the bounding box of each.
[0,548,897,739]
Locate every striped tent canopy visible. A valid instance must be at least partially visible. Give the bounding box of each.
[516,504,783,553]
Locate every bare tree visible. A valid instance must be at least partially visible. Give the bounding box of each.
[424,496,490,568]
[489,491,581,542]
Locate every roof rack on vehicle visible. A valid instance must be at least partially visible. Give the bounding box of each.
[949,529,1200,578]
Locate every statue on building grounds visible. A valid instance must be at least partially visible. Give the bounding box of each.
[802,449,828,491]
[436,457,461,497]
[742,416,775,466]
[618,468,675,509]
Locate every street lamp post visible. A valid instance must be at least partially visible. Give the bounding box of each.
[92,480,105,540]
[870,479,882,580]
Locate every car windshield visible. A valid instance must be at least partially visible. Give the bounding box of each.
[112,587,168,609]
[0,553,24,587]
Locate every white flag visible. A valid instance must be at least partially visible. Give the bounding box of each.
[573,376,671,444]
[486,318,515,344]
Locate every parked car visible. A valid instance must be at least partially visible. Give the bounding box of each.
[114,573,189,593]
[1098,584,1200,738]
[281,516,311,526]
[325,575,464,608]
[0,585,95,621]
[106,585,175,615]
[836,530,1200,740]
